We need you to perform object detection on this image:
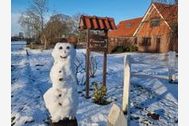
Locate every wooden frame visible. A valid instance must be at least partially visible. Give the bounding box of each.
[79,15,116,98]
[85,29,108,98]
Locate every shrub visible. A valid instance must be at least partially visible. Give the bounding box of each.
[112,46,127,53]
[111,45,138,53]
[92,82,110,105]
[126,45,138,52]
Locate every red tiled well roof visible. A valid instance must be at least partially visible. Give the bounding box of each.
[79,15,117,30]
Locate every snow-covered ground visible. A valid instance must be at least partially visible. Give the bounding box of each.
[11,41,178,126]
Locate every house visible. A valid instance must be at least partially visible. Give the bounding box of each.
[108,2,178,53]
[108,17,142,52]
[134,2,178,53]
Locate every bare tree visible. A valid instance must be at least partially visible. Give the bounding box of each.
[19,0,48,44]
[42,13,74,47]
[74,56,85,85]
[72,13,89,42]
[74,53,98,85]
[72,13,83,35]
[83,53,98,78]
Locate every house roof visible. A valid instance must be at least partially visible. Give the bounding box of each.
[79,15,117,30]
[153,2,178,27]
[108,17,143,37]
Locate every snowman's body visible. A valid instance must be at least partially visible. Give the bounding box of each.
[43,43,78,123]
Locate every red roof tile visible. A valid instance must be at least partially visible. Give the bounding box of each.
[153,2,178,27]
[108,17,143,37]
[79,15,117,30]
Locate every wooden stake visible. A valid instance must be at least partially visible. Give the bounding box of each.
[122,55,131,125]
[103,49,107,86]
[103,30,108,86]
[86,29,90,98]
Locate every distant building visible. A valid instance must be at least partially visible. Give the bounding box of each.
[108,2,178,53]
[134,2,178,52]
[19,32,24,39]
[108,17,142,52]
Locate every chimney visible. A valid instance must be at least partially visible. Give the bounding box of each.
[175,0,178,4]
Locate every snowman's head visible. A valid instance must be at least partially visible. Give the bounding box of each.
[52,42,76,62]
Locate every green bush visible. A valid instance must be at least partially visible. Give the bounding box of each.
[126,45,138,52]
[112,46,127,53]
[112,45,138,53]
[92,82,110,105]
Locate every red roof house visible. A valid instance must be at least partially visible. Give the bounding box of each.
[134,2,178,52]
[108,17,143,37]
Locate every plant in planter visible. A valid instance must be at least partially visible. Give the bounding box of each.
[92,82,110,105]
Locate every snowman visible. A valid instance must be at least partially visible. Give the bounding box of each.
[43,42,78,123]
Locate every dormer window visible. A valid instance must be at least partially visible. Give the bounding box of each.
[150,18,160,27]
[126,23,132,28]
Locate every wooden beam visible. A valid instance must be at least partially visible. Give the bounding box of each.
[89,47,106,52]
[86,29,90,98]
[103,30,108,86]
[122,55,131,125]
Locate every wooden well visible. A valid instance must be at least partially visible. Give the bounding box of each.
[79,15,117,98]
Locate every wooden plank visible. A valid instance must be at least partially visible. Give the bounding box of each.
[107,104,127,126]
[103,30,108,86]
[90,41,106,44]
[86,29,90,98]
[90,43,106,46]
[103,51,107,86]
[122,55,131,125]
[89,47,106,52]
[89,43,106,47]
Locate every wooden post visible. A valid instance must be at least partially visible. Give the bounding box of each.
[86,29,90,98]
[103,30,108,86]
[107,104,127,126]
[122,55,131,125]
[168,51,176,83]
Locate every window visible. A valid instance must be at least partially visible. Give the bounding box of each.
[150,18,160,27]
[134,38,137,45]
[140,37,151,46]
[126,23,132,28]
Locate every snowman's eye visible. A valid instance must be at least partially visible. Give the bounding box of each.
[59,46,63,50]
[66,46,70,49]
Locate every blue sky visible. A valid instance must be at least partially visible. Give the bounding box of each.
[11,0,151,35]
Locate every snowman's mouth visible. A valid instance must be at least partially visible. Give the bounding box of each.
[60,55,67,59]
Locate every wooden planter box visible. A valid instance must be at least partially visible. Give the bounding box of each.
[50,118,78,126]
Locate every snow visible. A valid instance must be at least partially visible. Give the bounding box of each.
[11,41,178,126]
